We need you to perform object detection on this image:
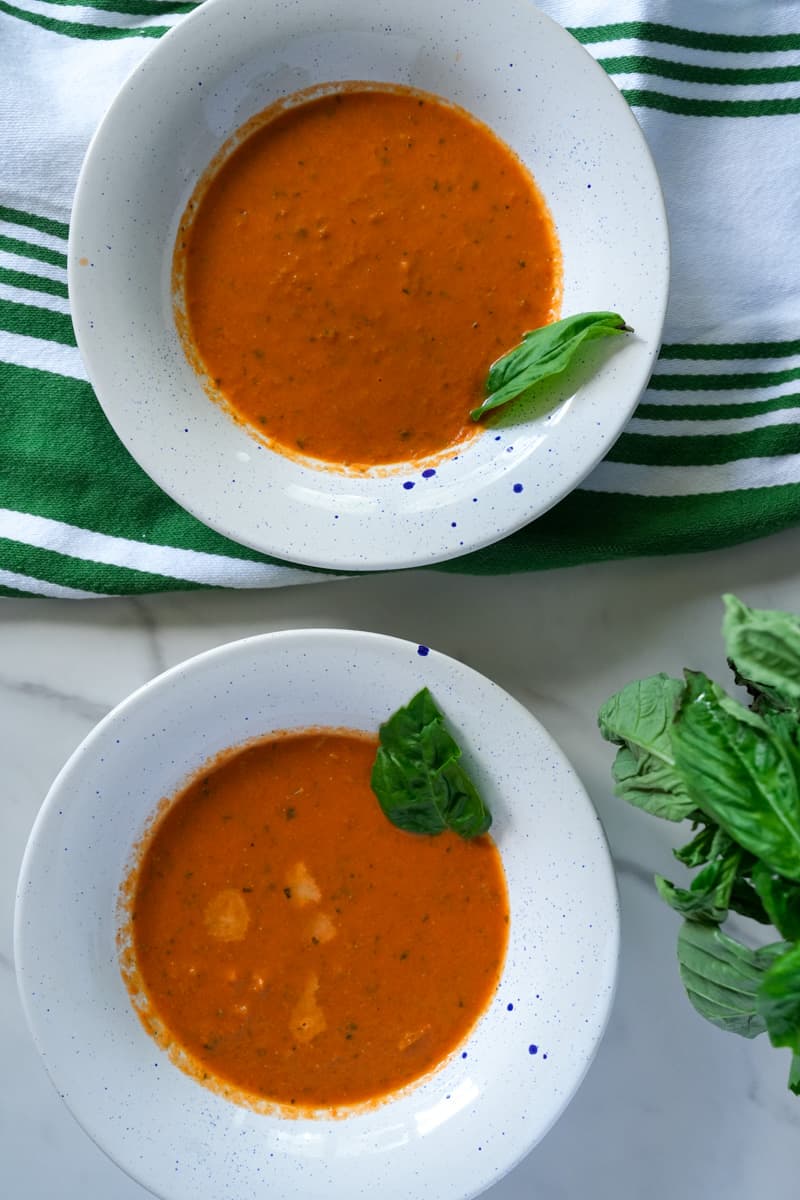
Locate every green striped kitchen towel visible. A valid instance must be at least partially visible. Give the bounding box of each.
[2,1,800,598]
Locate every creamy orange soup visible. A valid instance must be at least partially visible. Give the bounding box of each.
[121,730,509,1110]
[174,83,561,468]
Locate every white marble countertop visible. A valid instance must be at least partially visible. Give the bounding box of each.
[4,532,800,1198]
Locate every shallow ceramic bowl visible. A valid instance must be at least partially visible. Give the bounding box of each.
[68,0,668,571]
[16,629,618,1200]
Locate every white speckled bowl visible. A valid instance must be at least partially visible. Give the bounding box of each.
[68,0,668,572]
[16,629,618,1200]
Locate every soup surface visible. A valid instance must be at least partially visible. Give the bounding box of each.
[174,83,561,468]
[121,730,509,1110]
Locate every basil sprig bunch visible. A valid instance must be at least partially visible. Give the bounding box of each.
[371,687,491,839]
[599,594,800,1095]
[471,310,631,420]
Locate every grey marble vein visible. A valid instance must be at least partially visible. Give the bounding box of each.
[128,597,167,676]
[0,676,110,723]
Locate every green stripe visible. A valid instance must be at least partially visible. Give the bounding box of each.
[3,356,800,588]
[570,22,800,52]
[651,367,800,391]
[0,360,312,568]
[622,88,800,117]
[0,233,67,269]
[44,0,196,14]
[0,537,212,596]
[9,487,800,595]
[438,486,800,575]
[600,54,800,85]
[0,298,75,346]
[0,0,167,39]
[0,583,40,599]
[0,205,68,241]
[637,393,800,421]
[3,358,800,594]
[608,423,800,467]
[13,481,800,593]
[661,341,800,360]
[0,266,68,300]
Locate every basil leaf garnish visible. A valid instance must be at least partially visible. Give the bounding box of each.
[471,310,631,420]
[371,688,491,839]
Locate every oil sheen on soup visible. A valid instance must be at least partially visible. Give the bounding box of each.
[120,729,509,1110]
[174,83,561,468]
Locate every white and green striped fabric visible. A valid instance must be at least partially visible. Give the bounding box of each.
[2,1,800,597]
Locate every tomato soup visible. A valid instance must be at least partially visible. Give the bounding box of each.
[121,730,509,1110]
[174,83,561,468]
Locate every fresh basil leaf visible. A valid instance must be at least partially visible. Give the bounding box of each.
[692,848,743,911]
[609,748,699,822]
[710,826,735,860]
[374,686,447,761]
[729,660,795,717]
[599,674,685,752]
[756,941,794,968]
[728,877,772,926]
[790,1053,800,1095]
[598,675,696,820]
[670,671,800,881]
[599,597,800,1095]
[751,862,800,941]
[656,875,721,923]
[763,708,800,787]
[673,822,732,869]
[436,759,492,839]
[485,311,626,395]
[677,921,773,1038]
[371,688,491,839]
[756,942,800,1054]
[656,845,747,924]
[673,824,716,868]
[723,594,800,714]
[370,750,446,835]
[471,310,631,420]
